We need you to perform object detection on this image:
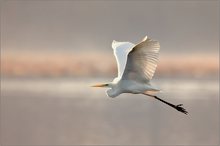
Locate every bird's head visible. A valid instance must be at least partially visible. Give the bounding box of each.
[91,83,117,97]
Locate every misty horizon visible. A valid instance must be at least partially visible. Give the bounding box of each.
[2,1,218,54]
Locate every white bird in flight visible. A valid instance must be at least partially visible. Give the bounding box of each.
[92,36,188,114]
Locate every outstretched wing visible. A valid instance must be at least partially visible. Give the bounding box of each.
[112,40,135,81]
[122,36,160,83]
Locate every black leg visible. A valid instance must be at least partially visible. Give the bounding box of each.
[144,93,188,115]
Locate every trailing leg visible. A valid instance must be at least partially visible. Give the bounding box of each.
[144,93,188,114]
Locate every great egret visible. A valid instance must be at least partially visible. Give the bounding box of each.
[92,36,188,114]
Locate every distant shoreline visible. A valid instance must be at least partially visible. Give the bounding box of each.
[2,51,219,79]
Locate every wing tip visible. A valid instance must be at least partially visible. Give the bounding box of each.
[112,40,118,49]
[141,35,160,48]
[142,35,148,41]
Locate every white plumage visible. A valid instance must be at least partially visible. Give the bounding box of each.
[92,36,160,97]
[106,36,160,97]
[92,35,188,114]
[112,40,135,82]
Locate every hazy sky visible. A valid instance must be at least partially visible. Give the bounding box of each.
[1,0,219,54]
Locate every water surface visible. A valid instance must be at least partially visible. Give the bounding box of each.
[1,78,219,145]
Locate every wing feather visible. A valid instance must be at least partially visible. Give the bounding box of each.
[112,40,135,81]
[122,36,160,82]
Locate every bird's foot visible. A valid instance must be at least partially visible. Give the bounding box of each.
[175,104,188,115]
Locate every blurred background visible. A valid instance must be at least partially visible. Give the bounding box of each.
[1,0,219,145]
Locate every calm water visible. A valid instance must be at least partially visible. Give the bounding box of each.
[1,78,219,145]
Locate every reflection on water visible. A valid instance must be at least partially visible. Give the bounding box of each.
[1,78,219,145]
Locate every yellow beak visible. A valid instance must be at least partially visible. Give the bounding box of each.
[91,83,108,87]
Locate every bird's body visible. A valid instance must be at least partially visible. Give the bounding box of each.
[107,80,160,98]
[92,35,188,114]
